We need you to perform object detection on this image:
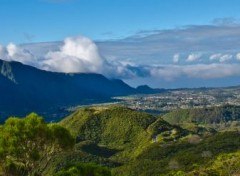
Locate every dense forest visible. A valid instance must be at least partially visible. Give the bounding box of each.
[162,104,240,131]
[0,105,240,175]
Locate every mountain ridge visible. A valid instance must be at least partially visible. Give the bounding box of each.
[0,59,160,122]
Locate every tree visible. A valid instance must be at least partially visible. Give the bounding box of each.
[210,152,240,176]
[54,163,111,176]
[0,113,75,176]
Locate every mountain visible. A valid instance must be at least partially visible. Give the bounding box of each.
[0,59,146,121]
[136,85,166,94]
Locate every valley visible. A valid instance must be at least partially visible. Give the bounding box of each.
[2,1,240,175]
[1,60,240,176]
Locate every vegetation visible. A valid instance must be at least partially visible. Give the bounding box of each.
[1,105,240,176]
[0,113,75,176]
[163,104,240,124]
[60,106,240,176]
[162,104,240,131]
[112,131,240,176]
[54,163,111,176]
[60,106,187,159]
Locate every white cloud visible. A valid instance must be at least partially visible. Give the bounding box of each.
[236,53,240,60]
[0,36,145,78]
[6,43,17,57]
[150,64,240,80]
[18,24,240,66]
[95,24,240,65]
[219,54,232,62]
[0,45,8,60]
[209,53,232,62]
[186,53,201,62]
[42,36,104,73]
[173,54,180,63]
[0,43,35,64]
[183,64,237,78]
[0,37,105,73]
[210,53,222,60]
[212,17,240,26]
[2,36,240,86]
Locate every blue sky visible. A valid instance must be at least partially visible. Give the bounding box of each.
[1,0,240,88]
[1,0,240,44]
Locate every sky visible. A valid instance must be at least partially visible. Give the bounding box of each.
[1,0,240,44]
[1,0,240,88]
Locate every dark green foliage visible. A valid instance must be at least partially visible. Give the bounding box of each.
[49,124,75,150]
[163,109,191,124]
[162,105,240,133]
[118,131,240,175]
[148,118,174,135]
[54,163,111,176]
[60,106,157,148]
[80,142,120,158]
[163,104,240,125]
[147,118,188,142]
[0,113,75,176]
[208,151,240,175]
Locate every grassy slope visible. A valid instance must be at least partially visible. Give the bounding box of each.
[162,105,240,124]
[43,105,240,176]
[37,106,187,175]
[162,105,240,132]
[60,106,187,159]
[112,131,240,176]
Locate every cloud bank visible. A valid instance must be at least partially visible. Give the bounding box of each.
[0,37,106,74]
[1,36,240,83]
[150,64,240,80]
[2,22,240,88]
[0,36,150,79]
[97,23,240,65]
[0,43,35,65]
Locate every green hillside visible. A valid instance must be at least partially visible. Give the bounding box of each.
[60,106,187,159]
[57,105,240,176]
[39,105,187,175]
[112,131,240,176]
[162,104,240,131]
[1,105,240,176]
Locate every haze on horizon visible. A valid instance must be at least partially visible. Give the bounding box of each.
[1,0,240,88]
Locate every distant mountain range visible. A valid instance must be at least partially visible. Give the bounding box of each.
[0,59,164,121]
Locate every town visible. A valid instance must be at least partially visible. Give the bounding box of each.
[114,86,240,114]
